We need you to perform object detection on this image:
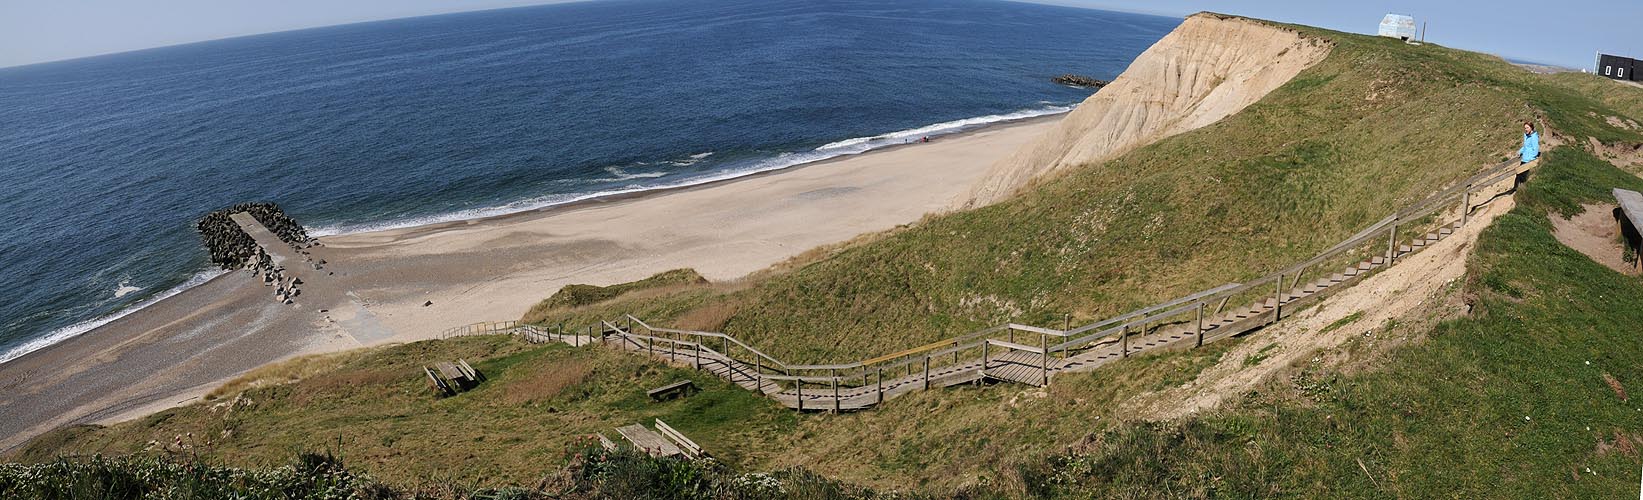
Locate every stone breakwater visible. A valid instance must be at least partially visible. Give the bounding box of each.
[196,202,313,269]
[197,203,321,305]
[1051,74,1110,88]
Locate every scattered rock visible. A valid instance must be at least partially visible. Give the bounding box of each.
[1052,74,1111,88]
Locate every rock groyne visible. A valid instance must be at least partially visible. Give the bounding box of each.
[196,202,315,270]
[1052,74,1110,88]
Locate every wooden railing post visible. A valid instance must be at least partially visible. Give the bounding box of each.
[1388,220,1399,263]
[923,355,931,390]
[693,342,701,370]
[1120,325,1128,358]
[1195,302,1205,348]
[796,381,803,411]
[832,376,840,412]
[876,368,884,404]
[1274,273,1284,321]
[1040,333,1049,387]
[1461,186,1473,225]
[668,331,676,363]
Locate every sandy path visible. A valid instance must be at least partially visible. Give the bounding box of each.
[0,116,1058,451]
[1129,195,1514,420]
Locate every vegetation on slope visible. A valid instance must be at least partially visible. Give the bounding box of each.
[12,336,796,489]
[525,19,1643,365]
[525,268,708,317]
[15,15,1643,500]
[1008,147,1643,498]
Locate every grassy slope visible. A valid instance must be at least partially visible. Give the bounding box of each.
[17,16,1643,499]
[528,20,1642,364]
[14,336,797,488]
[1015,147,1643,498]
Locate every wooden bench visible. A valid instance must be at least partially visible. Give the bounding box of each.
[1614,188,1643,273]
[647,379,697,402]
[425,359,484,396]
[615,424,684,457]
[654,419,705,458]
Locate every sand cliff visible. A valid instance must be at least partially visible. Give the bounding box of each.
[963,13,1333,207]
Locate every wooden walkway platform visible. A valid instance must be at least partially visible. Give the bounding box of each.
[449,156,1529,413]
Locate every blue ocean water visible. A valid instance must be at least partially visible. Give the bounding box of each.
[0,0,1176,362]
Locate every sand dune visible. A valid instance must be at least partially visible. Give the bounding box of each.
[963,13,1332,207]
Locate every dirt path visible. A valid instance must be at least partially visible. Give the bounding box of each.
[1127,196,1514,420]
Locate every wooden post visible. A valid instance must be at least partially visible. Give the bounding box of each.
[669,332,676,363]
[1274,273,1284,321]
[832,377,840,412]
[693,342,701,370]
[1461,188,1472,225]
[1388,221,1398,263]
[982,340,990,368]
[1195,302,1205,348]
[1120,325,1128,358]
[953,341,959,364]
[1008,327,1015,344]
[876,368,884,404]
[923,356,931,390]
[1040,333,1049,387]
[1061,314,1070,360]
[796,380,803,411]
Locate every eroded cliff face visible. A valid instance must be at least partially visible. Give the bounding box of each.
[962,13,1333,207]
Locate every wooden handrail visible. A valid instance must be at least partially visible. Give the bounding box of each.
[471,152,1533,411]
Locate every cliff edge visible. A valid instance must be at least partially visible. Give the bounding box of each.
[962,13,1332,207]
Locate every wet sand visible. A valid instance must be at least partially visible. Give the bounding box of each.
[0,115,1059,451]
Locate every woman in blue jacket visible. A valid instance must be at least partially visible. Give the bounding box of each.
[1519,121,1540,164]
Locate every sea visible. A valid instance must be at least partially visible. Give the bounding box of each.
[0,0,1176,364]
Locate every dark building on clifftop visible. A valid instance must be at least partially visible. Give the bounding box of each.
[1598,53,1639,81]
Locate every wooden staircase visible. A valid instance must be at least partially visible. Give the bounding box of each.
[462,157,1528,413]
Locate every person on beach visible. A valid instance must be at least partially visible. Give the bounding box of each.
[1519,121,1539,164]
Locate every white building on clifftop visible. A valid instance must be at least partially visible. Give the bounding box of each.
[1378,14,1417,41]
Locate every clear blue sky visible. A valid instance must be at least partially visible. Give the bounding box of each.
[2,0,1637,69]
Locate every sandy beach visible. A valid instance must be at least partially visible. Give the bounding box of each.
[0,116,1059,451]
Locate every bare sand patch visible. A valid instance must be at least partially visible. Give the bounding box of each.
[1551,203,1634,275]
[1588,136,1643,173]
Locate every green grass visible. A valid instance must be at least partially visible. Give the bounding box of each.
[12,336,798,488]
[1009,147,1643,498]
[1318,311,1364,335]
[521,268,709,323]
[15,14,1643,499]
[525,18,1643,366]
